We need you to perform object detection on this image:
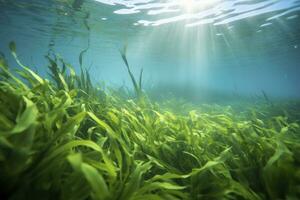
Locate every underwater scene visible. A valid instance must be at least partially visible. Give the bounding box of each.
[0,0,300,199]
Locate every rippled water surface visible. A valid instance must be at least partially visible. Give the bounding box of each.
[95,0,300,27]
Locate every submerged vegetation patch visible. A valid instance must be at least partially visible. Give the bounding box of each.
[0,42,300,200]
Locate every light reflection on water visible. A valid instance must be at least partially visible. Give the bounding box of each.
[94,0,300,27]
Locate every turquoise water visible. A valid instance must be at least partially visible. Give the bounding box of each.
[0,0,300,101]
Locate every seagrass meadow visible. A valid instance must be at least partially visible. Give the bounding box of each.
[1,0,300,199]
[0,42,300,200]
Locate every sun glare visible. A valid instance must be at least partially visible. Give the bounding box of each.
[180,0,220,13]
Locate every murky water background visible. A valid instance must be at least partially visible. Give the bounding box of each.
[0,0,300,102]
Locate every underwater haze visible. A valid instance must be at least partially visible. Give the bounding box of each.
[1,0,300,200]
[1,0,300,101]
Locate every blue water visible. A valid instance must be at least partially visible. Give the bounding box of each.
[0,0,300,101]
